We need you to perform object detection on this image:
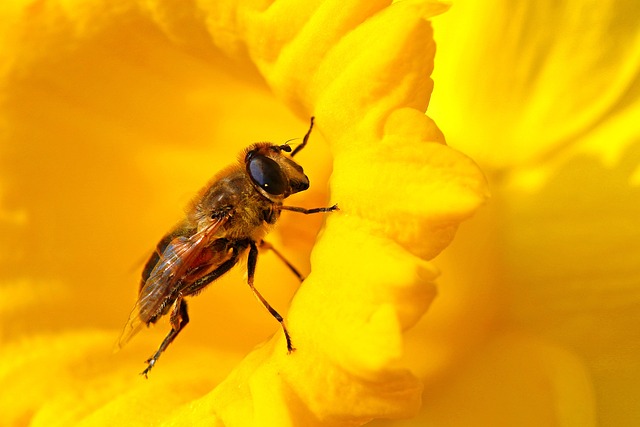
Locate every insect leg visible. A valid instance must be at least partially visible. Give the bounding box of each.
[259,240,305,282]
[291,117,314,157]
[279,204,339,214]
[142,296,189,378]
[141,246,244,377]
[248,240,295,353]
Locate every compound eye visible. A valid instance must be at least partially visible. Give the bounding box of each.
[248,155,287,195]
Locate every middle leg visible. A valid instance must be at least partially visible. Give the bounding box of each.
[248,240,295,353]
[259,240,305,282]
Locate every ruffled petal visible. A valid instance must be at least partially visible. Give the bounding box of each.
[158,1,487,425]
[406,0,640,425]
[0,0,488,426]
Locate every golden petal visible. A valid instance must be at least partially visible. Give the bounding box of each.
[0,0,488,425]
[431,0,640,169]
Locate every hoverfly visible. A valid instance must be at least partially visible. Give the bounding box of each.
[117,117,337,377]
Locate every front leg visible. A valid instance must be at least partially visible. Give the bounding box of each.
[279,204,339,214]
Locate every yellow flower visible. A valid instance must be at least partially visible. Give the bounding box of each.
[376,0,640,426]
[0,1,487,426]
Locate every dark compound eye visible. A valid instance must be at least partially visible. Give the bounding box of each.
[248,155,287,195]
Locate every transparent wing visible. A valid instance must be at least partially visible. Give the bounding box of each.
[116,216,228,350]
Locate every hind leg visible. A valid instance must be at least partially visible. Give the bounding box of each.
[141,296,189,378]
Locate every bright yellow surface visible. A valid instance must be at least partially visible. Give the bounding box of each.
[410,0,640,426]
[4,0,638,426]
[0,0,487,426]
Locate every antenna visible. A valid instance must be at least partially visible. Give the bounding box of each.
[291,117,314,157]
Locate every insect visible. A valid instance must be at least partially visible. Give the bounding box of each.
[117,117,337,377]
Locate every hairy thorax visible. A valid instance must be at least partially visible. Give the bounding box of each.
[192,169,281,243]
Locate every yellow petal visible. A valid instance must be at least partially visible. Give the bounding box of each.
[392,333,596,427]
[398,0,640,425]
[431,0,640,169]
[0,0,488,426]
[499,152,640,426]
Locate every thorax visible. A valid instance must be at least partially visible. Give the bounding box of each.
[190,170,281,242]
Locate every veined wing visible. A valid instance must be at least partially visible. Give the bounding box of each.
[116,216,228,350]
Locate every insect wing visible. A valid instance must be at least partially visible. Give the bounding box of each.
[116,217,227,350]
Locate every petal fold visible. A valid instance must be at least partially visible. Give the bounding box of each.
[0,0,490,426]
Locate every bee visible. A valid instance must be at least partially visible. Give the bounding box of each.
[117,117,337,377]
